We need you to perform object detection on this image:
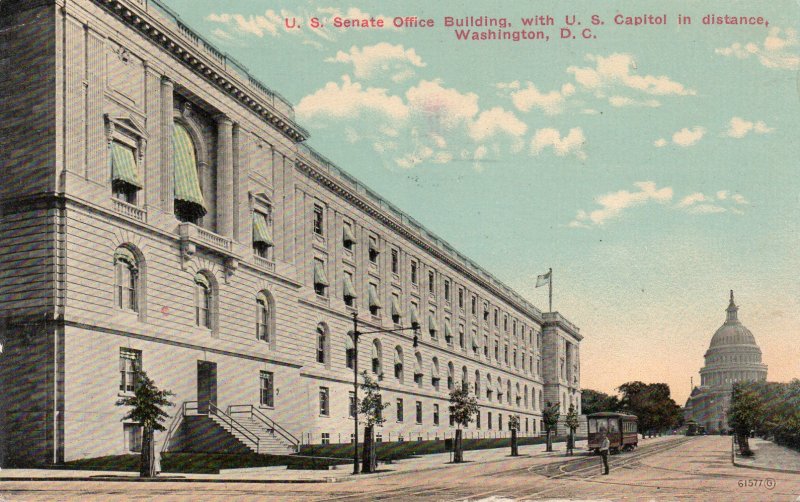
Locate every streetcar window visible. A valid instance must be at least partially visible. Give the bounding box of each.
[590,418,608,433]
[609,419,619,433]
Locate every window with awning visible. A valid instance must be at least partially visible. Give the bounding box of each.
[444,322,452,342]
[368,284,382,310]
[391,296,402,323]
[252,212,273,247]
[313,260,329,297]
[343,274,356,300]
[413,353,423,376]
[427,312,438,337]
[172,122,206,219]
[343,224,356,248]
[431,359,440,381]
[114,247,138,270]
[409,305,419,327]
[111,141,142,190]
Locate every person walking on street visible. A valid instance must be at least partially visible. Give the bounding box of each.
[599,433,610,475]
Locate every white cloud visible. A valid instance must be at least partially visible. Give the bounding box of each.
[504,82,576,115]
[716,190,729,201]
[530,128,586,159]
[207,11,285,38]
[732,194,749,205]
[653,138,668,148]
[468,107,528,142]
[726,117,774,138]
[406,79,480,129]
[296,75,409,121]
[716,27,799,70]
[671,126,706,147]
[570,181,673,226]
[674,190,750,215]
[568,53,696,98]
[326,43,426,80]
[608,96,660,108]
[677,192,707,208]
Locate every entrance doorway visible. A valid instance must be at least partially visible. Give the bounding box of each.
[197,360,217,414]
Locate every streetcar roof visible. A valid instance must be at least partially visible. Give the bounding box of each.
[587,412,638,420]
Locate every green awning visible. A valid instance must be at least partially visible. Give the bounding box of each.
[173,123,206,216]
[427,312,438,334]
[113,247,137,269]
[111,142,141,189]
[409,305,419,326]
[391,296,402,319]
[368,284,382,309]
[252,212,273,247]
[343,224,356,246]
[343,275,356,299]
[313,261,329,287]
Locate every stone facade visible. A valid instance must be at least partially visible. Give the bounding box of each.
[0,0,581,466]
[684,292,767,433]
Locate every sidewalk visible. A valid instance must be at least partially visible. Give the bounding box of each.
[0,436,678,483]
[734,437,800,474]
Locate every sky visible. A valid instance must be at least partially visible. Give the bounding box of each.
[161,0,800,404]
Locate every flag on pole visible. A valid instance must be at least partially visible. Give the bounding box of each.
[535,270,551,288]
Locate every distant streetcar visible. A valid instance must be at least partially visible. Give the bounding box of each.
[686,420,699,436]
[587,412,638,454]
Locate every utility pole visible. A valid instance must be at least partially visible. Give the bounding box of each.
[351,311,360,475]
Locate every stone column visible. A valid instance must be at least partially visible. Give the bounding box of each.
[160,77,174,214]
[216,114,234,237]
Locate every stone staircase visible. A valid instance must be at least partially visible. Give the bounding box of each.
[225,414,298,455]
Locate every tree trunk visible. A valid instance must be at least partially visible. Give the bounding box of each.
[737,433,752,456]
[568,429,574,456]
[546,430,552,452]
[140,426,154,478]
[362,425,377,473]
[510,429,518,456]
[453,429,463,463]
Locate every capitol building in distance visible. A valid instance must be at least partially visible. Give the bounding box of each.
[683,291,768,433]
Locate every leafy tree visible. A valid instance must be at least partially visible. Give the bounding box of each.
[581,389,620,415]
[508,415,520,456]
[618,381,681,437]
[449,384,479,463]
[729,382,764,456]
[564,404,580,456]
[116,370,174,477]
[358,371,389,473]
[543,401,560,452]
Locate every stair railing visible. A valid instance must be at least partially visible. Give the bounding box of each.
[207,402,260,452]
[228,404,300,452]
[160,400,189,453]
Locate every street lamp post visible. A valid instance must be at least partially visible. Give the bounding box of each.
[349,311,420,475]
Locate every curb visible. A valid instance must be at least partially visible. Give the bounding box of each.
[732,461,800,476]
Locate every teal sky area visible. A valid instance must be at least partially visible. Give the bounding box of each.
[162,0,800,404]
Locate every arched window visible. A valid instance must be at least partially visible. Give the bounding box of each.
[447,362,455,390]
[345,333,355,369]
[497,377,504,403]
[371,339,382,376]
[173,122,207,224]
[394,346,404,382]
[474,369,481,397]
[539,391,544,411]
[431,357,440,389]
[524,385,529,409]
[194,272,213,329]
[413,351,424,387]
[114,247,139,312]
[461,366,468,392]
[316,323,329,365]
[256,290,274,343]
[515,382,521,407]
[486,373,493,401]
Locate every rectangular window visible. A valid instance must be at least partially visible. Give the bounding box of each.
[483,302,489,321]
[428,270,435,294]
[319,387,330,416]
[368,236,379,263]
[349,391,356,418]
[397,398,404,422]
[494,309,499,327]
[343,222,355,251]
[344,271,355,308]
[314,258,328,297]
[449,410,455,427]
[483,336,489,357]
[488,412,493,430]
[313,204,324,236]
[499,414,503,431]
[124,423,142,453]
[471,296,477,316]
[260,371,274,407]
[458,288,464,309]
[444,280,450,302]
[410,260,418,285]
[476,411,481,429]
[415,401,423,424]
[504,345,509,365]
[433,404,440,425]
[321,432,330,445]
[391,248,399,274]
[119,348,141,393]
[504,314,508,332]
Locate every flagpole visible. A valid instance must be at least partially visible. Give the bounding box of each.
[548,267,553,313]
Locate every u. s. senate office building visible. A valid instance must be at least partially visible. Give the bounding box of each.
[0,0,582,466]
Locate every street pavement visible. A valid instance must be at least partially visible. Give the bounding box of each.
[0,436,799,500]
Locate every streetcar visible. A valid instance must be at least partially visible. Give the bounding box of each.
[686,420,699,436]
[587,412,638,454]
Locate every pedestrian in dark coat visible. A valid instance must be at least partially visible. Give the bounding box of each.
[599,433,610,475]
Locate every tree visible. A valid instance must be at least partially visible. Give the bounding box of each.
[617,381,681,437]
[449,385,479,463]
[358,371,389,473]
[116,370,174,477]
[508,415,520,456]
[564,404,580,456]
[729,382,763,456]
[581,389,620,415]
[543,401,560,452]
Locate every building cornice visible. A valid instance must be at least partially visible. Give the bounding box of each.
[296,152,553,329]
[92,0,308,143]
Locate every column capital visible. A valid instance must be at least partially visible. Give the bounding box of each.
[161,75,174,87]
[215,114,234,126]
